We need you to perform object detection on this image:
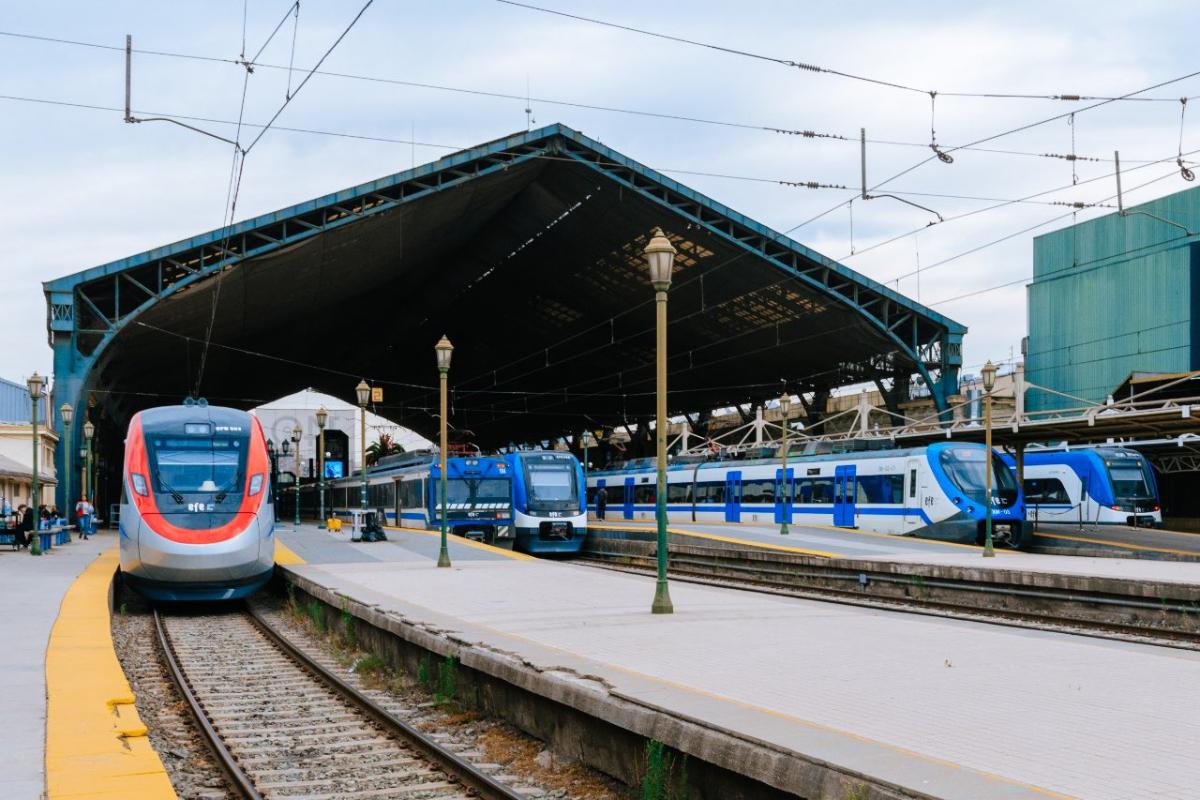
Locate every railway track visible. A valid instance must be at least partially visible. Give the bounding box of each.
[154,605,528,800]
[576,549,1200,651]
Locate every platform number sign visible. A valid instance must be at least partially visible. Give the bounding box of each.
[371,387,383,403]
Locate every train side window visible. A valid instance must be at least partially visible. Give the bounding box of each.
[1025,478,1069,504]
[909,469,917,498]
[694,481,724,503]
[809,478,834,504]
[857,475,904,504]
[634,483,656,504]
[667,483,691,503]
[742,479,775,503]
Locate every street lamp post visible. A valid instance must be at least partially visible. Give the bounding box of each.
[581,430,595,484]
[981,360,997,558]
[779,393,791,536]
[27,373,45,555]
[356,380,370,514]
[435,336,454,569]
[291,424,302,528]
[316,406,328,529]
[60,403,73,528]
[83,420,95,522]
[645,228,676,615]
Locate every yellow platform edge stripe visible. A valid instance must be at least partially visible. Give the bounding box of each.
[45,547,177,800]
[274,537,306,565]
[1035,530,1200,557]
[385,525,537,560]
[591,522,843,558]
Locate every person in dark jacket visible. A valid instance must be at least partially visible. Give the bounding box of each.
[594,487,607,521]
[15,504,32,547]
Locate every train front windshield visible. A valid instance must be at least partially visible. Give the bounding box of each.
[522,456,579,512]
[939,446,1018,505]
[437,478,511,506]
[151,438,245,494]
[1107,459,1155,501]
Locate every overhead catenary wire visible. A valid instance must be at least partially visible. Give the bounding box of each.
[490,0,1200,103]
[0,30,1187,166]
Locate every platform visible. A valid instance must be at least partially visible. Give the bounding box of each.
[591,519,1200,587]
[283,523,1199,800]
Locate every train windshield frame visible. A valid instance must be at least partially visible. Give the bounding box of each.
[149,437,247,494]
[521,455,579,512]
[938,446,1018,504]
[1106,458,1155,501]
[436,477,511,507]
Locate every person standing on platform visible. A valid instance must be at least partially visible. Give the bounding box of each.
[76,496,94,540]
[15,504,32,548]
[595,486,607,521]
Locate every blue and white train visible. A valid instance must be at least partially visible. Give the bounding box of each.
[587,442,1028,548]
[320,449,586,554]
[1002,447,1162,528]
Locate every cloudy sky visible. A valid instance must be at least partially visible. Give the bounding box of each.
[3,0,1197,393]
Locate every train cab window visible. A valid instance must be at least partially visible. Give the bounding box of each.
[1024,478,1069,504]
[740,479,774,503]
[633,483,656,504]
[667,483,691,503]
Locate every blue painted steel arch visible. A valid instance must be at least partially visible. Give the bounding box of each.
[44,123,965,513]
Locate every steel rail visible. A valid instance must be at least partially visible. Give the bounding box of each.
[152,609,263,800]
[576,550,1200,651]
[243,604,527,800]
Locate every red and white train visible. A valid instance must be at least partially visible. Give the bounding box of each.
[119,401,276,601]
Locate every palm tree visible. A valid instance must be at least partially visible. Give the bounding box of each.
[365,433,404,466]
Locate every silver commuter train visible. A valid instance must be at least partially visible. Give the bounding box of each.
[587,442,1028,547]
[119,401,276,601]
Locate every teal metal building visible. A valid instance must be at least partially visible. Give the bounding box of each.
[1026,185,1200,410]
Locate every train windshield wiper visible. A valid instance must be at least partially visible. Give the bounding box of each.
[155,471,185,504]
[213,477,239,504]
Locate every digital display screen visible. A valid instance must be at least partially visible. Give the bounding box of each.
[184,423,212,435]
[324,461,344,479]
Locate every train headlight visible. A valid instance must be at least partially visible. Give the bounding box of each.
[248,473,264,496]
[131,473,149,497]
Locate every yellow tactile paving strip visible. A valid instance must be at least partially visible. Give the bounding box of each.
[274,536,306,564]
[44,548,177,799]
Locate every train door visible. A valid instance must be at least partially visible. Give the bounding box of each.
[724,471,742,522]
[903,459,922,530]
[394,478,402,527]
[774,467,793,525]
[623,477,635,520]
[834,465,857,528]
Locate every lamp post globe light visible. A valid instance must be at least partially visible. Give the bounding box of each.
[980,360,998,558]
[27,373,45,555]
[60,403,73,528]
[316,406,328,529]
[434,336,454,568]
[291,424,302,528]
[644,227,676,614]
[356,380,370,514]
[779,393,791,537]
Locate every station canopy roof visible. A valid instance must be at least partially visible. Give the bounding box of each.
[46,124,965,448]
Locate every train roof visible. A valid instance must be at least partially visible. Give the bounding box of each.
[135,403,253,433]
[589,442,985,477]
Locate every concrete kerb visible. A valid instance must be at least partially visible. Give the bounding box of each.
[279,565,931,800]
[588,528,1200,602]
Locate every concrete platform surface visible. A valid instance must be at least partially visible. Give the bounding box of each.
[592,519,1200,586]
[288,548,1199,800]
[0,532,113,799]
[276,523,527,564]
